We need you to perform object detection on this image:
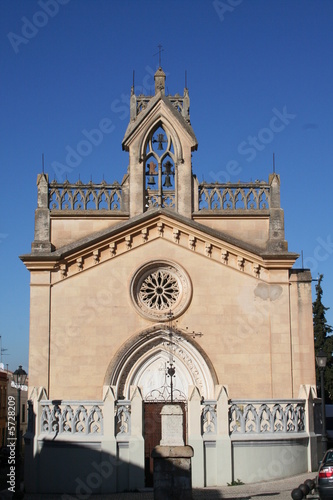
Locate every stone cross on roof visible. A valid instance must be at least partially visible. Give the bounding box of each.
[154,43,164,68]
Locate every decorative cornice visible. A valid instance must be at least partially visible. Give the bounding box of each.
[20,211,298,278]
[19,260,58,271]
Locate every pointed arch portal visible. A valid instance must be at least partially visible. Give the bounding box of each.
[104,327,217,402]
[105,327,218,486]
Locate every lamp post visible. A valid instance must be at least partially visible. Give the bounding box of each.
[12,365,27,499]
[316,349,328,456]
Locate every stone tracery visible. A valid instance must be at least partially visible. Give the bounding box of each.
[139,269,180,311]
[144,124,177,210]
[130,260,192,320]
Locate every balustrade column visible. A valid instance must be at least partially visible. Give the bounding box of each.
[128,386,145,490]
[188,386,204,487]
[101,386,117,493]
[298,385,318,472]
[216,385,232,484]
[24,387,48,492]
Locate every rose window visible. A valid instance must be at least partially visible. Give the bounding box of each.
[130,261,192,321]
[139,269,180,310]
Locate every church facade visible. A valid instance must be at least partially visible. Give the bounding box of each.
[21,68,319,494]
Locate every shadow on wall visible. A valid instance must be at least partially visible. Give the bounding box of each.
[23,440,231,499]
[26,433,162,496]
[25,440,137,495]
[23,401,144,496]
[24,440,245,500]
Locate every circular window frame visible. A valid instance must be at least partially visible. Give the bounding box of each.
[130,260,192,321]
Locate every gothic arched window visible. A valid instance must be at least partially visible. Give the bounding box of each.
[144,125,176,210]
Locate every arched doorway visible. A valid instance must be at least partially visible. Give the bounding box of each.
[131,347,189,486]
[105,327,217,486]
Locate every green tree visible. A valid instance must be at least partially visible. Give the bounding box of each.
[313,274,333,402]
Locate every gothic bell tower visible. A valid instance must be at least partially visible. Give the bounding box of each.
[122,67,198,218]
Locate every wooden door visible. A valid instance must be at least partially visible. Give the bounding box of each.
[144,402,187,486]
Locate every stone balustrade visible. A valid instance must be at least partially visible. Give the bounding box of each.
[229,400,305,435]
[48,180,124,211]
[38,397,306,439]
[25,386,314,491]
[198,182,270,211]
[46,179,271,213]
[40,400,104,435]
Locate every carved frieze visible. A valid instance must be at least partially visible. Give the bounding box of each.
[188,235,196,251]
[173,228,180,244]
[54,218,265,286]
[237,257,245,271]
[141,228,148,243]
[253,263,260,278]
[109,242,116,257]
[205,242,212,258]
[221,249,228,265]
[93,250,99,264]
[125,235,132,250]
[60,264,67,278]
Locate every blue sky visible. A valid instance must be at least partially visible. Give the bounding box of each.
[1,0,332,372]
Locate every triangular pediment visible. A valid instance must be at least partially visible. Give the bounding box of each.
[122,94,197,151]
[20,209,298,281]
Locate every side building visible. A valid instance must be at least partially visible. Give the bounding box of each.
[20,67,319,494]
[0,366,28,451]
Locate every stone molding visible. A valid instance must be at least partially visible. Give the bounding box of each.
[29,215,294,283]
[104,327,217,401]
